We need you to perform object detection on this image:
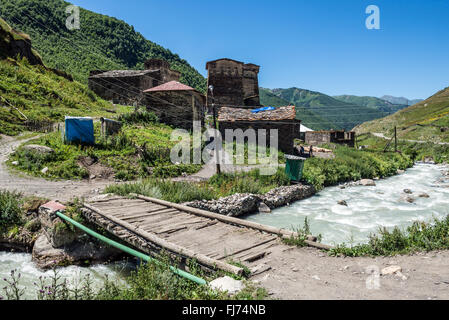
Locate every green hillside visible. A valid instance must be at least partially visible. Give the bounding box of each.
[259,88,333,130]
[0,0,206,92]
[333,95,407,114]
[0,17,129,135]
[355,87,449,143]
[265,87,386,131]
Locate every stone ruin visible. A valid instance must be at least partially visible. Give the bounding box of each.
[88,58,181,105]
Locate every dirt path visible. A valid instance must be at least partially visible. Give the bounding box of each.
[0,135,116,202]
[248,244,449,300]
[372,132,449,146]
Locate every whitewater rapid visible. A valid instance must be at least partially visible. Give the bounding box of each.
[246,163,449,245]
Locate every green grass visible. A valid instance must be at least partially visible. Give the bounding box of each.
[1,256,267,300]
[105,179,214,203]
[302,145,413,190]
[0,190,23,232]
[357,133,449,164]
[330,216,449,257]
[0,58,131,136]
[106,167,291,203]
[8,121,201,181]
[356,86,449,143]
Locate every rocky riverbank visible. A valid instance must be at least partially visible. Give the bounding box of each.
[185,183,316,217]
[0,200,123,269]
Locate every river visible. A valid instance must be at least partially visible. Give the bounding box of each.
[246,163,449,246]
[1,163,448,299]
[0,252,133,300]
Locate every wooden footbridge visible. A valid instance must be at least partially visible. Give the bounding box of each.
[82,194,331,275]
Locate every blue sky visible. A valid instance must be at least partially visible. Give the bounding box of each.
[72,0,448,99]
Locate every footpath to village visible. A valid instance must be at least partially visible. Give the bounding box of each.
[2,135,449,300]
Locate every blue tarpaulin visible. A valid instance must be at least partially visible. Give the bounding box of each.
[65,116,95,145]
[251,106,276,113]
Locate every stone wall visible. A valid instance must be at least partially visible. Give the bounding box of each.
[88,72,153,105]
[243,64,260,105]
[219,120,301,154]
[145,91,205,131]
[305,131,355,147]
[88,59,181,106]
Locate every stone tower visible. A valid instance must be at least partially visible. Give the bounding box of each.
[206,58,260,107]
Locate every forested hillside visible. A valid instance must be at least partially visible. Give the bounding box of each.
[0,17,128,135]
[265,87,387,131]
[333,95,408,114]
[0,0,206,92]
[259,88,333,130]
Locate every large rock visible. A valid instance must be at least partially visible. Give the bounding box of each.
[209,276,244,295]
[381,265,402,275]
[359,179,376,186]
[261,184,316,209]
[185,184,316,217]
[38,201,78,248]
[32,235,123,269]
[22,144,54,155]
[185,193,260,217]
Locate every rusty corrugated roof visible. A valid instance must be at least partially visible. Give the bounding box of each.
[218,106,297,122]
[143,81,197,93]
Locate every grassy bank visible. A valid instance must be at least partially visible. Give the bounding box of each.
[8,117,201,181]
[105,146,413,202]
[0,190,24,234]
[357,133,449,164]
[302,145,413,190]
[105,167,291,203]
[0,257,267,300]
[330,216,449,257]
[0,58,129,136]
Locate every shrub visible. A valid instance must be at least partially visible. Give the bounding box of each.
[105,179,214,203]
[118,110,159,125]
[330,215,449,257]
[0,190,23,231]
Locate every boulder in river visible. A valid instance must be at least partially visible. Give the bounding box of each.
[359,179,376,186]
[258,202,271,214]
[400,195,415,203]
[403,189,413,194]
[418,193,430,198]
[337,200,348,206]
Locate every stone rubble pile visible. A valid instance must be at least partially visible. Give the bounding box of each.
[185,184,316,217]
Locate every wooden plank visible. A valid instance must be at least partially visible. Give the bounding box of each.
[195,221,219,230]
[216,238,277,260]
[83,203,244,276]
[119,208,180,222]
[133,194,334,250]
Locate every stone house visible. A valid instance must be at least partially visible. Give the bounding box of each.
[206,58,261,108]
[218,106,300,154]
[88,59,181,105]
[305,130,355,147]
[143,81,205,131]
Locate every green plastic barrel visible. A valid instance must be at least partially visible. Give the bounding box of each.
[285,155,306,181]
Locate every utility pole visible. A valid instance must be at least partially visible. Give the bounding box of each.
[209,85,221,174]
[394,126,397,152]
